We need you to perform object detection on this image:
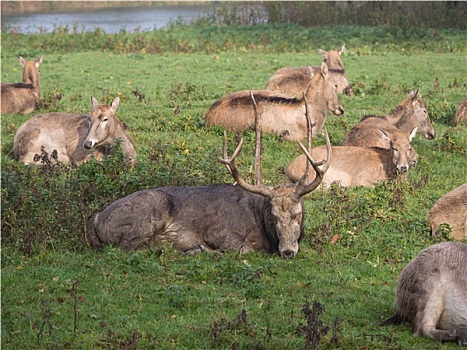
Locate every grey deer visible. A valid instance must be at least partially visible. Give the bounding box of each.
[265,44,353,96]
[382,242,467,345]
[1,55,43,114]
[87,94,331,259]
[13,96,136,166]
[205,61,344,141]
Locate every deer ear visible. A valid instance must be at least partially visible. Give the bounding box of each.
[378,129,391,143]
[91,96,99,108]
[320,62,328,78]
[338,44,345,55]
[35,55,43,67]
[409,89,420,99]
[111,97,120,111]
[18,56,26,66]
[409,127,418,141]
[318,49,327,58]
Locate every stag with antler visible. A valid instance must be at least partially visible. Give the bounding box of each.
[87,93,331,258]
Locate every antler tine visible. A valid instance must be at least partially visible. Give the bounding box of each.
[293,92,331,197]
[251,91,263,185]
[295,128,332,197]
[218,96,275,199]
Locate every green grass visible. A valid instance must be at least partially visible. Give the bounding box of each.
[1,24,467,349]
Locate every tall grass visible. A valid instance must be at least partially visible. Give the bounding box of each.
[1,23,466,349]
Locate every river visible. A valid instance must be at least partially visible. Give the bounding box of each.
[1,3,216,34]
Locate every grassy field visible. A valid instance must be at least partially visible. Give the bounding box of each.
[1,24,466,349]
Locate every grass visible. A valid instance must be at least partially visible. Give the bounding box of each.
[1,24,467,349]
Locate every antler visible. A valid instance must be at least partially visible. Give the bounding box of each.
[218,92,274,199]
[293,94,332,198]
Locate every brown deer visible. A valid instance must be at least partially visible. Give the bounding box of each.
[428,183,467,241]
[1,55,43,114]
[286,128,417,188]
[382,242,467,345]
[205,61,344,141]
[87,94,331,258]
[342,90,435,148]
[265,44,353,96]
[13,96,136,166]
[454,97,467,125]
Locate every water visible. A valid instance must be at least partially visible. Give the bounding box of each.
[1,4,216,34]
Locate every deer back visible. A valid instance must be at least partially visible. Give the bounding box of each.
[428,183,467,240]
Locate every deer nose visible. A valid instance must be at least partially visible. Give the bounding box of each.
[281,250,296,259]
[400,165,408,173]
[334,107,344,116]
[83,140,94,149]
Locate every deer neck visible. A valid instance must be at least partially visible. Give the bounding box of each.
[23,67,40,99]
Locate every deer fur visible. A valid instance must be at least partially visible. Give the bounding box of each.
[428,183,467,240]
[382,242,467,345]
[454,98,467,125]
[88,94,331,258]
[286,129,417,188]
[205,61,344,141]
[1,55,43,114]
[265,44,353,96]
[13,96,136,166]
[342,90,435,149]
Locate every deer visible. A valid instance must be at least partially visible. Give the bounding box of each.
[382,242,467,345]
[286,128,417,188]
[265,44,353,96]
[13,96,136,166]
[87,93,331,259]
[1,55,43,115]
[342,90,435,149]
[454,97,467,125]
[427,183,467,241]
[205,61,344,141]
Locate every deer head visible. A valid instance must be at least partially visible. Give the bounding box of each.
[219,92,331,258]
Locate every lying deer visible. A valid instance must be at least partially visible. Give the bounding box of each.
[382,242,467,345]
[286,128,417,188]
[13,96,136,166]
[88,94,331,258]
[205,61,344,141]
[342,90,435,148]
[1,55,43,114]
[428,183,467,241]
[265,44,353,96]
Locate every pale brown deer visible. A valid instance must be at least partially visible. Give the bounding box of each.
[382,242,467,345]
[205,61,344,141]
[454,97,467,125]
[87,94,331,258]
[286,128,417,188]
[428,183,467,241]
[265,44,353,96]
[1,55,43,114]
[342,90,435,148]
[13,96,136,166]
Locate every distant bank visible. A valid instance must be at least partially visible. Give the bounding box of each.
[1,1,210,15]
